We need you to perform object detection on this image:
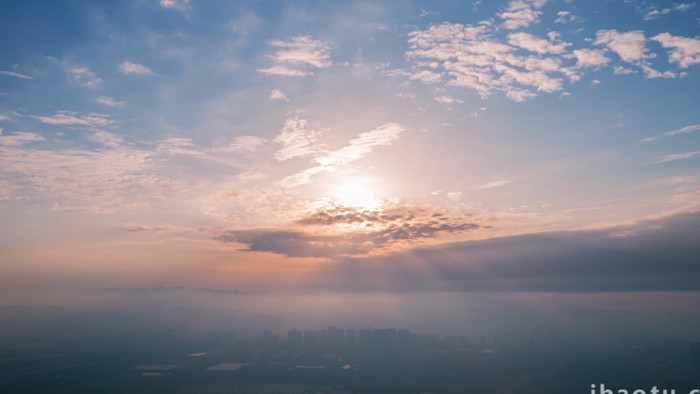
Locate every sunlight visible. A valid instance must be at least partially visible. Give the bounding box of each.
[333,183,382,211]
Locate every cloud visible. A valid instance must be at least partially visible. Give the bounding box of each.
[664,123,700,137]
[406,23,579,101]
[65,66,101,87]
[88,130,124,148]
[119,224,177,233]
[319,212,700,293]
[258,35,331,77]
[476,179,513,189]
[506,89,537,102]
[651,33,700,68]
[507,32,570,55]
[674,3,696,12]
[498,0,548,30]
[0,70,33,79]
[644,8,671,21]
[256,66,309,77]
[554,10,579,24]
[0,131,45,146]
[269,89,289,102]
[592,30,680,78]
[119,61,153,75]
[216,203,484,257]
[278,123,403,187]
[0,128,264,213]
[593,30,651,63]
[658,175,698,184]
[569,48,610,68]
[639,64,676,79]
[273,116,322,161]
[654,151,700,163]
[613,65,636,75]
[211,136,267,153]
[160,0,189,11]
[446,191,463,201]
[96,96,126,107]
[0,138,179,212]
[157,137,202,156]
[314,123,403,167]
[29,111,115,128]
[409,70,443,84]
[217,229,344,258]
[644,3,695,20]
[433,96,463,104]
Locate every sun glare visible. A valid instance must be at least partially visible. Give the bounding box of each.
[333,183,382,211]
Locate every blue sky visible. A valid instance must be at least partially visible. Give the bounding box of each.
[1,0,699,304]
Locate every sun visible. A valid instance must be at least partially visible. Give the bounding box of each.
[333,183,382,211]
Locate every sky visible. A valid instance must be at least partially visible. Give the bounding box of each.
[0,0,699,308]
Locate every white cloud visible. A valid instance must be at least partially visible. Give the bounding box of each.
[593,30,651,63]
[257,66,309,77]
[654,151,700,163]
[269,89,289,101]
[315,123,403,167]
[639,64,676,79]
[119,61,153,75]
[476,179,513,189]
[554,10,579,24]
[434,95,464,104]
[507,32,570,54]
[644,8,671,21]
[569,48,610,68]
[212,136,267,153]
[410,70,443,84]
[613,65,636,75]
[65,66,101,87]
[498,0,548,30]
[279,123,403,187]
[645,3,695,19]
[406,22,577,102]
[0,70,33,79]
[88,130,124,148]
[660,175,698,184]
[592,30,680,78]
[645,123,700,142]
[0,138,182,212]
[258,36,331,77]
[96,96,126,107]
[506,89,537,102]
[273,116,322,161]
[446,191,463,200]
[500,8,541,29]
[651,33,700,68]
[29,111,115,128]
[0,131,45,146]
[160,0,189,11]
[674,3,696,12]
[157,137,202,156]
[665,123,700,137]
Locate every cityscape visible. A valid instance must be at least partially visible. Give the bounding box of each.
[2,305,700,393]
